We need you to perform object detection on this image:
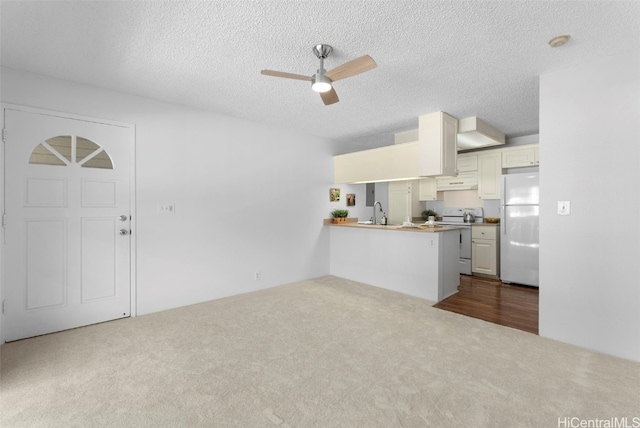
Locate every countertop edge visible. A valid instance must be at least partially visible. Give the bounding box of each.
[326,223,463,233]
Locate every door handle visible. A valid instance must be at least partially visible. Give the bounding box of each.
[119,215,128,222]
[502,206,506,235]
[119,229,129,236]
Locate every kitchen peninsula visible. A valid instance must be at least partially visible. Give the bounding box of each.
[328,222,461,302]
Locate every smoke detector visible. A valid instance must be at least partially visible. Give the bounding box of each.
[549,35,570,48]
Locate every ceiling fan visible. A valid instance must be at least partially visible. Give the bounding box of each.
[261,44,377,106]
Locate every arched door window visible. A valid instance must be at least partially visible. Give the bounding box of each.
[28,135,113,169]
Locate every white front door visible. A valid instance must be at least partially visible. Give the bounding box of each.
[3,107,133,341]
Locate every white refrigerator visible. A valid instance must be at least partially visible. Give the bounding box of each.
[500,173,539,287]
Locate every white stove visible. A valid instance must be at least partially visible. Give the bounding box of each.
[434,207,483,275]
[436,207,484,225]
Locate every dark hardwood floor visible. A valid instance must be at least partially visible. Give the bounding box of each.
[433,275,539,334]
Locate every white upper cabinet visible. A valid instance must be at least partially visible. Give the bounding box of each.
[334,111,458,183]
[418,111,458,177]
[457,154,478,172]
[478,153,502,199]
[418,177,443,201]
[502,146,539,168]
[334,142,419,184]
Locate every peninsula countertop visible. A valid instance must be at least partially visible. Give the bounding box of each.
[324,219,463,233]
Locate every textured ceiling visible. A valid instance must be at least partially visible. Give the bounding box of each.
[1,1,639,153]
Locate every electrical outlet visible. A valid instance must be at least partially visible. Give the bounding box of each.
[557,201,571,215]
[254,271,261,280]
[158,203,175,214]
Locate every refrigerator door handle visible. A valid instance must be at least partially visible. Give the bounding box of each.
[501,175,507,236]
[501,175,507,204]
[501,205,506,235]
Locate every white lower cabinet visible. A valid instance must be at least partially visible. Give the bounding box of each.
[471,225,499,276]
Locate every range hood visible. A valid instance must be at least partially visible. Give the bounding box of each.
[393,116,506,151]
[436,172,478,190]
[457,117,505,150]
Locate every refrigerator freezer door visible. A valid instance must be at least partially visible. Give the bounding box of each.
[500,205,539,287]
[502,173,539,205]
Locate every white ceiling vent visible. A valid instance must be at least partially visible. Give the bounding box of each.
[457,117,505,150]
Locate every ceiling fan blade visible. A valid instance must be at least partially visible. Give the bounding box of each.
[261,69,312,81]
[325,55,377,81]
[320,87,339,105]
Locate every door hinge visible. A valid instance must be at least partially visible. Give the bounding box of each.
[2,300,5,315]
[2,128,6,143]
[2,213,6,228]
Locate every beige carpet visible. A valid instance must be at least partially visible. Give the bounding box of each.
[1,276,638,427]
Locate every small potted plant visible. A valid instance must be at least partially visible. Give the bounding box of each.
[331,209,349,223]
[422,209,437,221]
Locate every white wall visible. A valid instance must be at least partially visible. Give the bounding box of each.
[539,50,640,361]
[1,67,335,323]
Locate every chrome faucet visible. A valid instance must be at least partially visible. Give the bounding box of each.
[372,201,383,224]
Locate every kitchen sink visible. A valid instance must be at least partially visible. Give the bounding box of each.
[356,221,397,226]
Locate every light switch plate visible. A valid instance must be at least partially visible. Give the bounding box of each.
[158,203,175,214]
[557,201,570,215]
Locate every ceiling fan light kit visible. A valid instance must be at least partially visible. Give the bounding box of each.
[312,73,332,93]
[261,44,377,105]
